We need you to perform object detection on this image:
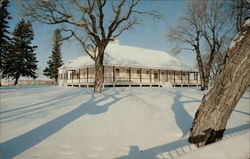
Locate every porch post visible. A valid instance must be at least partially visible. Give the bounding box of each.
[188,71,190,85]
[149,69,151,82]
[166,70,168,82]
[103,66,105,83]
[158,69,160,82]
[181,71,183,83]
[79,68,80,84]
[65,71,67,84]
[72,70,73,84]
[113,66,115,82]
[174,70,176,84]
[196,72,198,84]
[129,67,131,82]
[140,68,142,82]
[87,67,89,83]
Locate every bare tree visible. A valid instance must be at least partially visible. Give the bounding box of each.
[189,21,250,147]
[167,0,231,90]
[22,0,159,93]
[228,0,250,32]
[208,51,226,85]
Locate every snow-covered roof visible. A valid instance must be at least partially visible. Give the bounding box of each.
[60,41,196,71]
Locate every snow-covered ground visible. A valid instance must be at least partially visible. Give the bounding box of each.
[0,86,249,159]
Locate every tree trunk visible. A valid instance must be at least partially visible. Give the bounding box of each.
[203,74,209,90]
[196,50,206,91]
[14,76,20,85]
[188,25,250,147]
[55,75,58,84]
[94,49,105,93]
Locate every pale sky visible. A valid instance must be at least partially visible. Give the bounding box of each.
[8,0,196,80]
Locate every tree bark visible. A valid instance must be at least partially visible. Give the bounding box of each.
[188,25,250,147]
[94,47,105,93]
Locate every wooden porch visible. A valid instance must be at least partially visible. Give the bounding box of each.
[59,66,200,88]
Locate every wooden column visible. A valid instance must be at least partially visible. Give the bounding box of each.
[66,71,68,84]
[166,70,168,82]
[174,70,176,84]
[113,66,115,82]
[72,71,73,84]
[149,69,152,82]
[79,69,80,84]
[140,68,142,82]
[158,69,160,82]
[87,67,89,83]
[103,66,105,82]
[129,67,131,82]
[196,72,198,84]
[188,71,190,84]
[181,71,183,83]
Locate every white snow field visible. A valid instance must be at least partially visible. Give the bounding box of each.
[0,86,249,159]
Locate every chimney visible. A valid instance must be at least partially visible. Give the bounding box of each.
[110,39,120,45]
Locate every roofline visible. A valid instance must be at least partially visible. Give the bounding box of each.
[59,64,198,72]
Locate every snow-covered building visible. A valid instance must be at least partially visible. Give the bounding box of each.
[58,40,200,87]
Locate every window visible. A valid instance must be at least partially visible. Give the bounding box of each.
[116,68,120,76]
[146,70,149,74]
[154,73,158,79]
[162,71,164,74]
[116,68,120,73]
[137,70,140,77]
[194,73,198,80]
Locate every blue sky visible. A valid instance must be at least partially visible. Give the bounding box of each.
[8,0,196,79]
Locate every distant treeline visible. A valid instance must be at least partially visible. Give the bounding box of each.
[1,80,56,86]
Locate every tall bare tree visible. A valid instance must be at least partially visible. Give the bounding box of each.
[228,0,250,32]
[167,0,231,90]
[22,0,159,93]
[189,20,250,147]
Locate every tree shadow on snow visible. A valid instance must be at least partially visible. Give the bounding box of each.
[0,88,133,159]
[0,89,85,122]
[117,89,249,159]
[168,90,200,138]
[116,124,249,159]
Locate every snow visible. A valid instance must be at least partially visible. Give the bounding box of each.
[229,18,250,49]
[62,42,194,71]
[229,33,244,49]
[175,131,249,159]
[0,86,249,159]
[243,18,250,27]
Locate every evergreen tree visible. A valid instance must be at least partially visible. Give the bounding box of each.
[0,0,11,48]
[0,0,11,86]
[1,19,38,85]
[43,29,63,83]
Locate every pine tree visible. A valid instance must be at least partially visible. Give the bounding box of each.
[43,29,63,83]
[1,19,38,85]
[0,0,11,86]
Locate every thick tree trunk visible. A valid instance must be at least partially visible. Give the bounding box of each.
[94,48,105,93]
[188,25,250,147]
[14,76,20,85]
